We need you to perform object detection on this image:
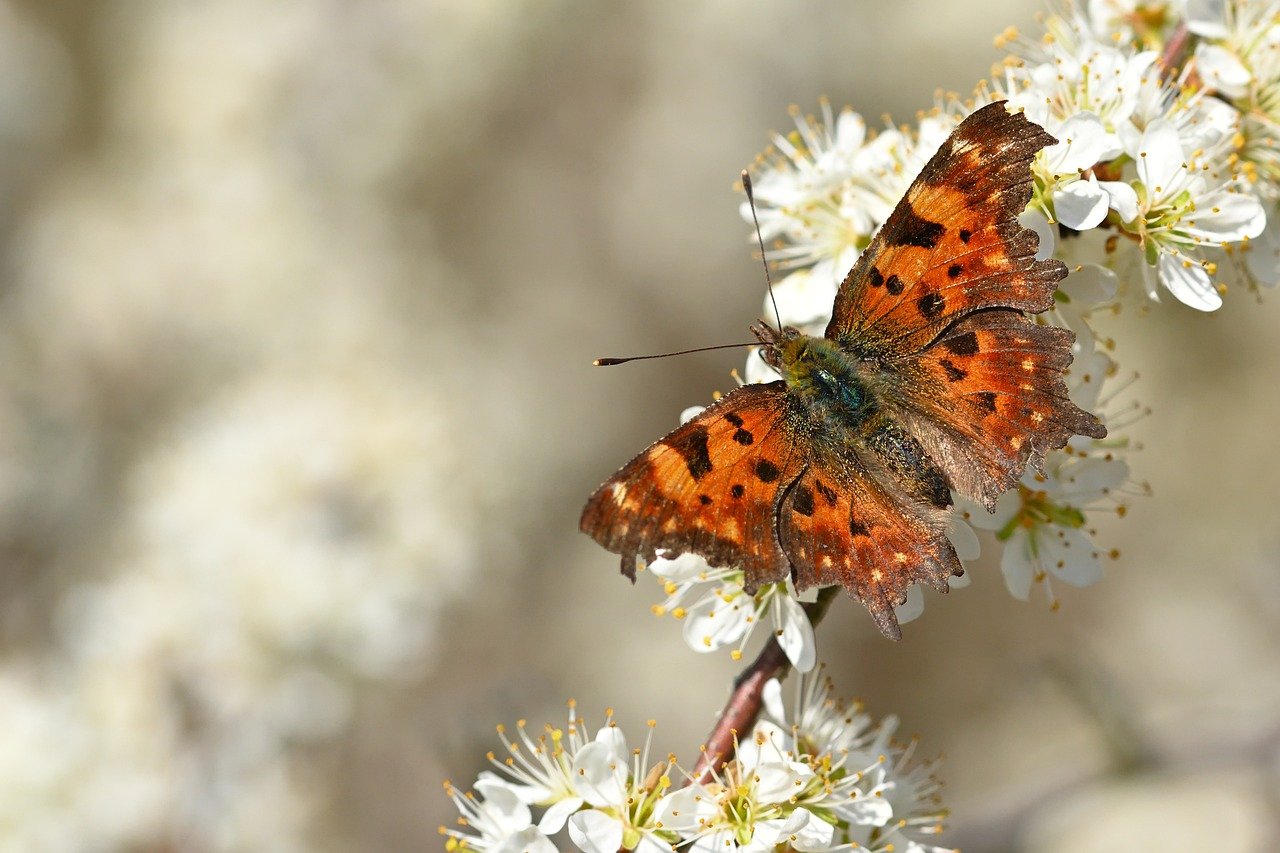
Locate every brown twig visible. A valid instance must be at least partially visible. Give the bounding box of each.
[1158,21,1190,79]
[689,586,840,784]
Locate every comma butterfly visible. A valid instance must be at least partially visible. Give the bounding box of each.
[580,102,1106,640]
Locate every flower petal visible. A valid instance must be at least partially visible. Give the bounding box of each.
[894,585,925,625]
[768,267,840,328]
[1061,263,1117,306]
[475,777,534,832]
[1246,213,1280,285]
[1134,121,1185,199]
[753,760,814,804]
[1000,530,1035,601]
[947,511,981,561]
[1055,176,1111,230]
[537,796,584,834]
[1194,43,1252,98]
[744,346,782,384]
[774,592,816,672]
[1157,251,1222,311]
[571,741,627,808]
[967,492,1018,531]
[567,809,623,853]
[1184,189,1266,242]
[682,587,752,652]
[1058,456,1129,503]
[654,784,718,834]
[737,720,790,769]
[1043,112,1115,173]
[492,825,559,853]
[1041,527,1104,587]
[593,725,628,761]
[762,677,786,726]
[789,808,836,851]
[679,406,705,425]
[832,788,894,826]
[648,552,710,583]
[1099,180,1139,224]
[1019,209,1056,260]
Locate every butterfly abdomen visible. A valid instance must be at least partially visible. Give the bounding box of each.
[860,416,951,510]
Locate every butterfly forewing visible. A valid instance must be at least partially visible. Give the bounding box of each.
[826,102,1064,354]
[580,382,806,589]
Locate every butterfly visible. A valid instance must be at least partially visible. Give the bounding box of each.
[580,101,1106,640]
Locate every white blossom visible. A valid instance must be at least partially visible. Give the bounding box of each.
[1113,117,1266,308]
[441,777,555,853]
[648,554,817,672]
[743,99,964,291]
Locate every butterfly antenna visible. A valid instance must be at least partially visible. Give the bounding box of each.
[593,341,758,367]
[742,170,782,331]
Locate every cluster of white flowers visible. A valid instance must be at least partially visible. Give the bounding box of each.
[994,0,1279,308]
[442,674,952,853]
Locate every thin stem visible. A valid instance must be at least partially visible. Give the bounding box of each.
[689,586,841,784]
[1159,21,1190,78]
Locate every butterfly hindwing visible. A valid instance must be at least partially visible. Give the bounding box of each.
[825,102,1065,354]
[777,435,961,641]
[880,310,1106,507]
[579,382,807,590]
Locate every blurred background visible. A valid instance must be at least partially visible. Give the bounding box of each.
[0,1,1276,850]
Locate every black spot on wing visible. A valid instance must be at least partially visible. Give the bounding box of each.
[974,391,998,413]
[939,359,967,382]
[947,264,963,278]
[888,204,945,250]
[917,293,945,317]
[755,459,780,483]
[792,485,814,517]
[850,515,870,537]
[868,268,884,288]
[725,412,744,428]
[885,274,905,296]
[959,228,972,243]
[699,494,713,505]
[731,484,745,499]
[668,425,712,480]
[814,480,837,506]
[943,332,979,356]
[733,428,754,445]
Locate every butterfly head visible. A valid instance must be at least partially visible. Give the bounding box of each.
[751,322,844,384]
[749,322,801,371]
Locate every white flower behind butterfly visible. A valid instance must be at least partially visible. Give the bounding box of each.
[993,5,1274,307]
[745,98,965,321]
[647,552,816,672]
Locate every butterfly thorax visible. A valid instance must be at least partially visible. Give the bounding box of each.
[752,323,876,431]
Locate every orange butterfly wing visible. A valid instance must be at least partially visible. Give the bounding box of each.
[881,311,1106,507]
[777,437,960,641]
[580,382,806,591]
[826,101,1063,352]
